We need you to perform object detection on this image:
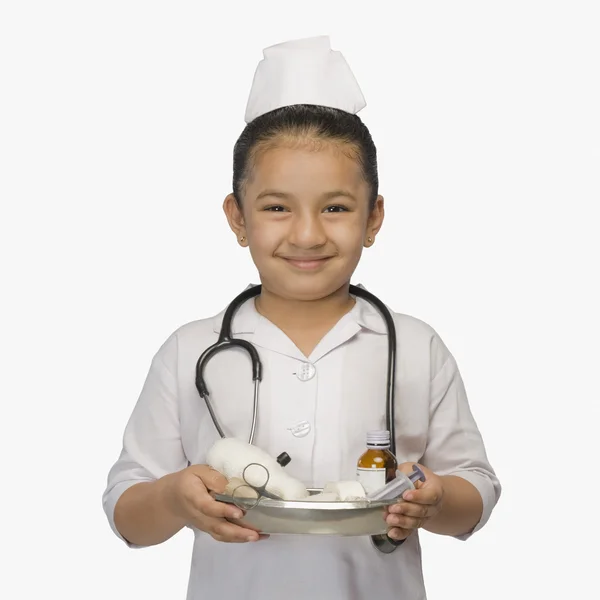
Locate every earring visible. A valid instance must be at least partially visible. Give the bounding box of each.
[367,236,373,244]
[240,236,246,243]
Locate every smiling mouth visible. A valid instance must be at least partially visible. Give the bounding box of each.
[280,256,334,270]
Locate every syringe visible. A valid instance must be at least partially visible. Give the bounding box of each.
[366,464,427,501]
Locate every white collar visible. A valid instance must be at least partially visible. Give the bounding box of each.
[211,283,388,336]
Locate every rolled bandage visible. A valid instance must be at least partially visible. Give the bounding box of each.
[323,481,367,501]
[207,438,309,501]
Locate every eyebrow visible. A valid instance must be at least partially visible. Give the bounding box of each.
[255,189,358,202]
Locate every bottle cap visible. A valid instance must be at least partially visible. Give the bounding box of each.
[366,430,391,448]
[276,452,291,467]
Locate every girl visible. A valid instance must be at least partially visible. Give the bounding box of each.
[103,36,501,599]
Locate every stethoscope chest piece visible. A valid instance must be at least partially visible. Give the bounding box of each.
[371,533,405,553]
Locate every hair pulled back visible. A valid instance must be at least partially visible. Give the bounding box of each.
[232,104,378,208]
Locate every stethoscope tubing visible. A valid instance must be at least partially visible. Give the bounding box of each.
[195,284,403,552]
[195,284,396,450]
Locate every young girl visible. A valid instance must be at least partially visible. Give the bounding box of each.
[103,36,501,599]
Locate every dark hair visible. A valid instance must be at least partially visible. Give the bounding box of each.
[232,104,379,208]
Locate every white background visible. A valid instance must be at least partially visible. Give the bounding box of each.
[1,1,599,598]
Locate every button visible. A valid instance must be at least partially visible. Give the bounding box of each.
[288,421,311,438]
[296,362,316,381]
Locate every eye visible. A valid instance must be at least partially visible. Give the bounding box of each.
[324,205,350,213]
[263,205,288,212]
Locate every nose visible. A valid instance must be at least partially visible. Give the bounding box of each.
[287,211,327,249]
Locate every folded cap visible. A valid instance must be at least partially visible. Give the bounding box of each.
[244,35,366,123]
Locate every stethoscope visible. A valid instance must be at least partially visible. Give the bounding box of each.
[195,284,403,553]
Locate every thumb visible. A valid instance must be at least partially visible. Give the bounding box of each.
[396,462,427,489]
[188,464,229,494]
[396,462,415,476]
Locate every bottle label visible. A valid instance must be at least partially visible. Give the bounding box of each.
[356,467,386,495]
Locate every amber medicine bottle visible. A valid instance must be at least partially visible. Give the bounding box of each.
[356,430,398,495]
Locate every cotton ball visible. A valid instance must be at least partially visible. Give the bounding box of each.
[323,481,367,501]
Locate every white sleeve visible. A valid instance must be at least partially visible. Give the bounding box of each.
[101,332,188,547]
[421,336,502,541]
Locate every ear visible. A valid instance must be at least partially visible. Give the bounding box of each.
[365,195,385,247]
[223,194,248,246]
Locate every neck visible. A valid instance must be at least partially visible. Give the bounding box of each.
[255,283,355,332]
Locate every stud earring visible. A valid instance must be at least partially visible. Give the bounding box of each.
[240,236,246,243]
[367,236,373,244]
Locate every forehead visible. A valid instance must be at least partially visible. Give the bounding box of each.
[246,141,367,196]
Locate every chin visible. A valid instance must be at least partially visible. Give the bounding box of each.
[265,274,350,301]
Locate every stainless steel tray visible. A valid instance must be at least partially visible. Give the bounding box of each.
[214,489,395,536]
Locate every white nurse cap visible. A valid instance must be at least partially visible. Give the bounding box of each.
[244,35,366,123]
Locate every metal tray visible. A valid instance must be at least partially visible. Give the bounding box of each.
[214,489,395,536]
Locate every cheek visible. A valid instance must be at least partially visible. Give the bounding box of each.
[327,219,366,251]
[247,219,282,253]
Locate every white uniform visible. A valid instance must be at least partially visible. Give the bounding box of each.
[103,289,501,600]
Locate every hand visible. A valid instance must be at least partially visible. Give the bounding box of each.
[385,463,444,541]
[160,464,266,543]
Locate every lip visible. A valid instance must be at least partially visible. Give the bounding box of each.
[280,256,334,271]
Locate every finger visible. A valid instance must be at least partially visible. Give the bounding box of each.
[210,518,262,543]
[402,486,441,506]
[387,526,411,541]
[388,501,429,519]
[196,514,261,543]
[204,499,246,521]
[396,462,416,476]
[386,512,423,531]
[194,466,229,494]
[196,493,246,521]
